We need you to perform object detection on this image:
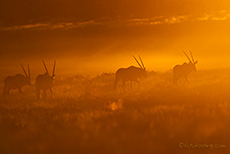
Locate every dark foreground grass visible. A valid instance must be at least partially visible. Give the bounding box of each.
[0,70,230,154]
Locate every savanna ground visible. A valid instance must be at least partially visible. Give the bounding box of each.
[0,70,230,154]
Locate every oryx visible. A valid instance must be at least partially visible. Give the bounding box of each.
[3,64,31,97]
[173,51,198,84]
[35,60,56,100]
[113,56,146,91]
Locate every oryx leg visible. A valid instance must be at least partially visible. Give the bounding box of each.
[36,89,40,100]
[113,77,119,91]
[6,89,10,97]
[122,81,126,92]
[135,80,140,91]
[44,90,47,99]
[3,89,9,98]
[185,77,190,84]
[3,87,7,98]
[50,88,53,97]
[130,81,133,91]
[18,88,23,95]
[173,75,178,84]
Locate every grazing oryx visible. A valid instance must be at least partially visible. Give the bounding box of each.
[113,56,146,91]
[173,51,198,84]
[35,60,56,100]
[3,64,31,97]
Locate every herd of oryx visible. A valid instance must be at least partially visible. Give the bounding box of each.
[3,60,56,100]
[2,51,197,99]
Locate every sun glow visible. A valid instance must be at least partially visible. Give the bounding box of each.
[2,1,230,154]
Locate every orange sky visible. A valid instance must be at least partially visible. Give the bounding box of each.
[1,0,230,74]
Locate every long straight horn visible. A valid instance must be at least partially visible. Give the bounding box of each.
[27,64,31,78]
[183,51,192,62]
[138,55,145,69]
[189,50,195,63]
[52,60,56,77]
[133,56,142,68]
[42,60,49,74]
[21,64,28,77]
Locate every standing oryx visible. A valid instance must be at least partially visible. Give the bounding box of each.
[173,51,198,84]
[35,60,56,100]
[113,56,146,91]
[3,64,31,97]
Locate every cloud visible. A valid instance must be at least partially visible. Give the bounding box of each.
[0,15,190,31]
[127,15,188,26]
[1,10,230,31]
[0,21,99,31]
[197,10,230,21]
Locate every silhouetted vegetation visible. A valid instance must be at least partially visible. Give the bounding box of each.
[0,70,229,154]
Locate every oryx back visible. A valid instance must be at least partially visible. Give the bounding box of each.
[114,56,146,91]
[116,66,146,82]
[173,51,198,84]
[35,73,53,90]
[3,64,31,97]
[4,74,29,90]
[35,60,56,100]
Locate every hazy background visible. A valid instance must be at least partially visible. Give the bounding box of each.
[1,2,230,154]
[1,0,230,76]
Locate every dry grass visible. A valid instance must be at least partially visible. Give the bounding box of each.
[0,70,230,154]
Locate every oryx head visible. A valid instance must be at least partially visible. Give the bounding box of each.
[183,50,198,72]
[133,55,147,77]
[42,60,56,79]
[21,64,31,85]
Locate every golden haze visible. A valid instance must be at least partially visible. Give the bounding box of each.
[1,1,230,154]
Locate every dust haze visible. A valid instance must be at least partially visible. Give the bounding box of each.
[1,1,230,154]
[1,20,230,75]
[1,0,230,75]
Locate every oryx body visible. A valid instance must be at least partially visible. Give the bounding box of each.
[3,65,31,97]
[173,51,198,84]
[114,56,146,91]
[35,60,56,100]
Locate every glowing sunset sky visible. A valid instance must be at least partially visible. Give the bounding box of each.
[1,0,230,74]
